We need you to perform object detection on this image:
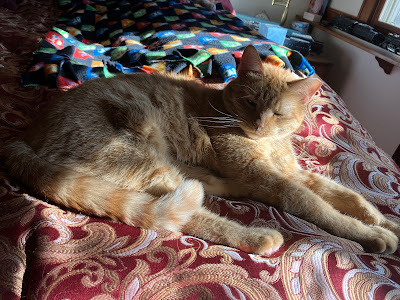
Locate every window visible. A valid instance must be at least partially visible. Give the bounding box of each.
[359,0,400,34]
[379,0,400,28]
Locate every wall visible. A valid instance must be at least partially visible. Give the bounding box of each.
[329,0,363,16]
[229,0,309,27]
[312,29,400,156]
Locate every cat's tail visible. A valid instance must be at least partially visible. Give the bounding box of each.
[3,140,204,231]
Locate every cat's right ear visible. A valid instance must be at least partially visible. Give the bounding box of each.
[289,76,322,103]
[237,45,264,76]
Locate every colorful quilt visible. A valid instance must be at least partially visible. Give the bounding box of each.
[21,0,314,90]
[2,0,400,299]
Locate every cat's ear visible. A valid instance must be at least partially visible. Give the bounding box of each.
[237,45,264,76]
[288,76,322,103]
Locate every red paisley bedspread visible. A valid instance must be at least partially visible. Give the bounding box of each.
[1,1,400,299]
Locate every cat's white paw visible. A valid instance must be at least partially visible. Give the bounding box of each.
[237,227,284,256]
[360,225,399,254]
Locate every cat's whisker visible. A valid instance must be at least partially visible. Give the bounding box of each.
[190,116,242,124]
[190,116,242,128]
[196,120,241,125]
[208,101,235,119]
[191,116,239,121]
[200,124,241,129]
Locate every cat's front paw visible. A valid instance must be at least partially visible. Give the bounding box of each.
[238,228,284,256]
[360,226,399,254]
[380,219,400,239]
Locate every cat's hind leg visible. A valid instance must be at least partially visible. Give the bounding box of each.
[122,178,284,255]
[149,164,285,254]
[177,164,247,198]
[104,168,284,255]
[80,149,283,254]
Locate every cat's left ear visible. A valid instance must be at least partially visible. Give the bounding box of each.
[237,44,264,76]
[288,76,322,103]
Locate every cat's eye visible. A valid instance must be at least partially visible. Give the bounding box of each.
[274,112,282,117]
[246,99,257,108]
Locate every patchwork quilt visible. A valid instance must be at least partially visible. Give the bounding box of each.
[21,0,314,90]
[1,0,400,299]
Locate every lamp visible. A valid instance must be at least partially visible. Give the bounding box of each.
[271,0,291,26]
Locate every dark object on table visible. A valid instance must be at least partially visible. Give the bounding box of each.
[330,15,385,46]
[352,23,385,45]
[284,37,311,56]
[310,40,324,55]
[381,33,400,55]
[283,33,324,56]
[331,15,358,33]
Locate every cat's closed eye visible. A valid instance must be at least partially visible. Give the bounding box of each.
[274,112,283,117]
[246,99,257,108]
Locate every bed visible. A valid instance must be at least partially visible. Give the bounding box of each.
[1,0,400,299]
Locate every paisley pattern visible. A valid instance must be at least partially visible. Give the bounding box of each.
[1,1,400,299]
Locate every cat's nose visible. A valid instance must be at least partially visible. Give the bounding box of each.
[254,121,263,130]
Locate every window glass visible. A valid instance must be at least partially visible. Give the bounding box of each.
[379,0,400,28]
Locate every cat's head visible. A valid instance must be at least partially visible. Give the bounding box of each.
[223,45,322,140]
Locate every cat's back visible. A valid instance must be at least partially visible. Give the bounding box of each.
[19,73,204,162]
[54,73,181,106]
[27,72,190,130]
[52,72,203,119]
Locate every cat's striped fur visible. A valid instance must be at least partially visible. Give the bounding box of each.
[4,45,400,254]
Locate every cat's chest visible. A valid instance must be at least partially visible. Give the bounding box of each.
[258,139,298,172]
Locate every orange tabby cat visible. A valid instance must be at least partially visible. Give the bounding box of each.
[4,45,400,255]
